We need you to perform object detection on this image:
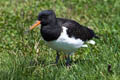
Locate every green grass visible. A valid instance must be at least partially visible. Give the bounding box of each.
[0,0,120,80]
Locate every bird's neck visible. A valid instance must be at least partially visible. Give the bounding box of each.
[41,22,62,41]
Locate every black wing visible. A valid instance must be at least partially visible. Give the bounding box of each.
[57,18,97,41]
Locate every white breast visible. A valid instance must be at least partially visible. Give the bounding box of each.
[46,26,84,54]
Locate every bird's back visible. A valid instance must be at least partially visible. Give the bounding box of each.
[57,18,96,41]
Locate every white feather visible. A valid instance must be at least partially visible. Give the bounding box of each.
[46,27,85,54]
[82,44,88,47]
[87,40,95,45]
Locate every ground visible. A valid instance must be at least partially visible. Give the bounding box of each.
[0,0,120,80]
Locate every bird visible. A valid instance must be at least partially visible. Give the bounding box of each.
[28,10,99,66]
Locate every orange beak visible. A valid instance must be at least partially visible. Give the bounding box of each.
[29,21,41,30]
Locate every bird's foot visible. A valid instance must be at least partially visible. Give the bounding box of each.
[65,55,72,67]
[66,62,71,67]
[50,52,60,66]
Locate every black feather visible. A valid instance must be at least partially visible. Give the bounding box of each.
[38,10,98,41]
[57,18,97,41]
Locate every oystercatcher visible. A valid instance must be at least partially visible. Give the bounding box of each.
[28,10,98,66]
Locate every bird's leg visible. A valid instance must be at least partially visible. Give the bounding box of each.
[65,54,71,66]
[55,52,60,64]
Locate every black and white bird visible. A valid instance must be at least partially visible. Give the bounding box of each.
[29,10,98,66]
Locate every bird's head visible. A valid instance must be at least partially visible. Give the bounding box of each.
[29,10,56,30]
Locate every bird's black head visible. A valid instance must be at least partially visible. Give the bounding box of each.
[29,10,57,30]
[38,10,56,25]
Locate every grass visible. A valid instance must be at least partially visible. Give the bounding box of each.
[0,0,120,80]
